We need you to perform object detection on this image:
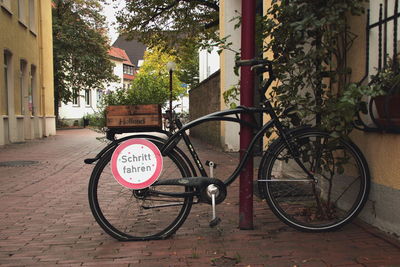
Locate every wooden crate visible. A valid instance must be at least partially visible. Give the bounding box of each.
[106,104,162,129]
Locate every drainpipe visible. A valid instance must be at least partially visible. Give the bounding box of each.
[38,0,46,133]
[239,0,255,229]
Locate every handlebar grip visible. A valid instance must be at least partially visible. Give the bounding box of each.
[235,59,272,67]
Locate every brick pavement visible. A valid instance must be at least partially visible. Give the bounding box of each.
[0,128,399,267]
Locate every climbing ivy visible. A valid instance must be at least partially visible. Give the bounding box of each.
[263,0,380,136]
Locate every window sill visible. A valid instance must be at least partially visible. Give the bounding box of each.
[18,19,28,29]
[29,29,37,37]
[1,4,12,16]
[16,115,25,119]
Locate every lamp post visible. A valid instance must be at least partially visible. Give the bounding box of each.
[166,61,176,132]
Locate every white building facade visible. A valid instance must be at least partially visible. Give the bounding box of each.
[58,47,126,126]
[199,47,220,82]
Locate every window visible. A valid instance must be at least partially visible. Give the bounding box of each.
[29,65,36,115]
[3,51,11,115]
[96,89,103,106]
[28,0,35,32]
[84,89,91,106]
[72,89,79,106]
[18,0,26,25]
[19,60,27,115]
[1,0,11,11]
[123,65,134,75]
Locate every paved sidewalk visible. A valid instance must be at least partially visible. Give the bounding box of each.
[0,128,399,267]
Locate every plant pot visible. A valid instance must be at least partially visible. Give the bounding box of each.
[373,95,400,127]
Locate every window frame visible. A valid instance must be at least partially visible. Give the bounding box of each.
[72,89,80,107]
[3,51,12,115]
[28,0,36,33]
[84,89,91,107]
[1,0,12,13]
[123,64,134,75]
[96,89,103,107]
[19,60,27,115]
[18,0,27,26]
[29,65,37,115]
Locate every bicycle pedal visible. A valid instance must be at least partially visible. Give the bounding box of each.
[209,217,221,227]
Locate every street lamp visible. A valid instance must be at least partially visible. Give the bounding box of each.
[166,61,176,132]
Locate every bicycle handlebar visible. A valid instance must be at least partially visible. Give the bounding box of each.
[236,59,275,103]
[235,59,272,67]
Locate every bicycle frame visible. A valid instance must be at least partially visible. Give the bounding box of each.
[160,100,289,186]
[86,58,313,196]
[87,57,371,238]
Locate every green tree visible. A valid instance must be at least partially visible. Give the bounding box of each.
[102,47,187,108]
[130,47,187,104]
[52,0,117,119]
[176,40,200,88]
[113,0,218,88]
[115,0,219,53]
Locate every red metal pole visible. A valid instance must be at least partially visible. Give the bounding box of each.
[169,69,173,133]
[239,0,255,229]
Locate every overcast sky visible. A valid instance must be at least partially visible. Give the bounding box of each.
[101,0,125,43]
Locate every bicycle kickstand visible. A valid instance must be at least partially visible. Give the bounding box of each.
[206,161,221,227]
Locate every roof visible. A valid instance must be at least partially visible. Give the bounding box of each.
[108,47,133,66]
[112,36,146,67]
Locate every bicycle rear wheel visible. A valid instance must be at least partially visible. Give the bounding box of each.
[258,129,370,232]
[88,138,193,241]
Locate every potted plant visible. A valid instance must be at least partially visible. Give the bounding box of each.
[369,59,400,128]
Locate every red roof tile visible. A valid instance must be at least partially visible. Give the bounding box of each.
[108,47,134,66]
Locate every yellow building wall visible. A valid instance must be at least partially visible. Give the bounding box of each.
[38,0,55,119]
[0,0,55,145]
[219,0,241,151]
[347,3,400,191]
[0,1,39,115]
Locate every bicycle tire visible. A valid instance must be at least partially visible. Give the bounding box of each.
[88,137,193,241]
[258,128,370,232]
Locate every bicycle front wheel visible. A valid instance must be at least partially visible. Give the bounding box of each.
[88,138,193,241]
[258,129,370,232]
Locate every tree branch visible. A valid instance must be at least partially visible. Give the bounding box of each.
[188,0,219,11]
[142,0,181,26]
[141,0,219,28]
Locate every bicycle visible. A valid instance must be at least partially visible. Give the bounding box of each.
[85,59,370,241]
[162,104,181,133]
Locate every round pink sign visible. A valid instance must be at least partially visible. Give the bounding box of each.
[110,139,163,189]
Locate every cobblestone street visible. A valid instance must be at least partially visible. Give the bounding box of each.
[0,129,399,267]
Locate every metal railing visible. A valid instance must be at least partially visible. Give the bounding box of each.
[356,0,400,133]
